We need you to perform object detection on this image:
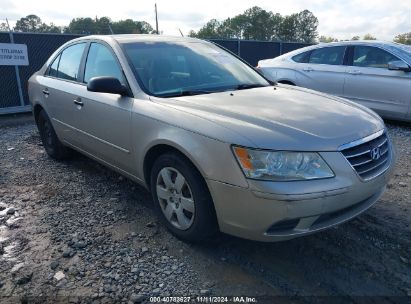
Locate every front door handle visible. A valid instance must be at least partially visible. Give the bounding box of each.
[74,97,84,106]
[348,70,362,75]
[303,67,314,72]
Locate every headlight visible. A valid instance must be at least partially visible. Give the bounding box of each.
[232,146,334,181]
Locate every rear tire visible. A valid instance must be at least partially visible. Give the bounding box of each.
[150,152,218,242]
[37,110,71,160]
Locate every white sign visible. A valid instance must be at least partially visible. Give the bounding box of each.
[0,43,29,66]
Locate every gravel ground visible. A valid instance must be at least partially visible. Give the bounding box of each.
[0,117,410,303]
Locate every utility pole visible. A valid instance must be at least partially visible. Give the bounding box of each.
[108,24,114,34]
[5,18,11,31]
[155,3,159,34]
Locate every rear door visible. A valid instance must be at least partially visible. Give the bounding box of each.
[73,42,135,173]
[295,46,347,96]
[343,45,410,119]
[41,42,88,147]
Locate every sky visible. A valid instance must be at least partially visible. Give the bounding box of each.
[1,0,410,41]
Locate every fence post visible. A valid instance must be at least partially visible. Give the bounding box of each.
[8,32,25,107]
[238,38,240,56]
[279,42,283,55]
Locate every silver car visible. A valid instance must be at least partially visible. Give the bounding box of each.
[28,35,395,242]
[258,41,411,122]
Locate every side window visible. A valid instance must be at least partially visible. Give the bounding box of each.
[84,43,123,84]
[353,46,400,68]
[309,46,346,65]
[57,43,86,81]
[292,51,310,63]
[48,54,61,77]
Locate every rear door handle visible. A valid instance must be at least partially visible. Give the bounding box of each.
[348,70,362,75]
[74,97,84,106]
[303,67,314,72]
[42,88,50,96]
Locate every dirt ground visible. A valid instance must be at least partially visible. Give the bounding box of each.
[0,116,410,303]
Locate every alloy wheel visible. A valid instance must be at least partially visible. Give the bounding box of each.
[156,167,195,230]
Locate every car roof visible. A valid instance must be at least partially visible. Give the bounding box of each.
[72,34,203,44]
[319,40,402,47]
[279,40,411,63]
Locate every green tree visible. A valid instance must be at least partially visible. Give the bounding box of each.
[65,17,97,34]
[195,19,222,38]
[240,6,282,40]
[278,14,298,42]
[351,36,360,40]
[188,30,197,37]
[363,33,377,40]
[295,10,319,43]
[191,7,318,42]
[65,17,154,34]
[39,23,61,33]
[394,32,411,45]
[15,14,43,32]
[113,20,154,34]
[0,22,9,31]
[96,17,112,34]
[14,14,62,33]
[319,35,338,43]
[134,21,154,34]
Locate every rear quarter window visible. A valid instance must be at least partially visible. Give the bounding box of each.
[292,51,310,63]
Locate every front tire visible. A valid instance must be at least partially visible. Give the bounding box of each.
[150,152,218,242]
[37,110,71,160]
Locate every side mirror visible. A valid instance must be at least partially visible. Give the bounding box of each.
[87,76,128,95]
[388,60,411,72]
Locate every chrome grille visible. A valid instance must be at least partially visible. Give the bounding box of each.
[340,131,391,181]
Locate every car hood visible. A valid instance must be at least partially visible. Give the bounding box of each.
[151,85,384,151]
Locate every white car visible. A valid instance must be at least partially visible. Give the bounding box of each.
[258,41,411,122]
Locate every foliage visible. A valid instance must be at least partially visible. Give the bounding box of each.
[351,36,360,40]
[319,36,338,43]
[394,32,411,45]
[190,6,318,43]
[14,14,62,33]
[64,17,154,34]
[363,33,377,40]
[0,22,9,31]
[9,14,153,35]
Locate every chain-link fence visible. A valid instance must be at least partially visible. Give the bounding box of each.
[0,32,311,114]
[210,39,312,66]
[0,32,80,114]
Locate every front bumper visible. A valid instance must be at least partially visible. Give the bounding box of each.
[207,150,395,242]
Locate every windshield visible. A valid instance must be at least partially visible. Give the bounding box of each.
[387,43,411,64]
[121,40,270,97]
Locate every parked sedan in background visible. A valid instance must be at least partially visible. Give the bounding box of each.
[258,41,411,122]
[29,35,395,243]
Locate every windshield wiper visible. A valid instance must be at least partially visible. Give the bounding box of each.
[234,83,269,90]
[158,89,215,98]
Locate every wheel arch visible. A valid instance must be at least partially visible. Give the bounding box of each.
[142,141,208,190]
[33,103,45,124]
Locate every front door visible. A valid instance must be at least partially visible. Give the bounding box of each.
[343,45,410,119]
[73,42,135,174]
[295,46,347,96]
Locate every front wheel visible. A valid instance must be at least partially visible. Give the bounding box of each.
[150,152,218,242]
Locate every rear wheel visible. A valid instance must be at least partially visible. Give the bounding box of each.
[37,110,71,160]
[150,152,218,242]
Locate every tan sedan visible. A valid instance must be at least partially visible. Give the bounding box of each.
[28,35,395,242]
